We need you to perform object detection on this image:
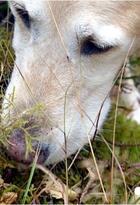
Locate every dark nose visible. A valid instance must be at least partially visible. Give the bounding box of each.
[5,129,49,164]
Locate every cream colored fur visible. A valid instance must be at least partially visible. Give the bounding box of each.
[3,1,140,165]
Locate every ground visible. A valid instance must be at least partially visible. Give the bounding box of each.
[0,3,140,204]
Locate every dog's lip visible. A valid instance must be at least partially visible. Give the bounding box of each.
[5,129,49,164]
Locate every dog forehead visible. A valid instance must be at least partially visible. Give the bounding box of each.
[10,1,134,23]
[10,1,140,15]
[10,1,140,41]
[10,1,119,18]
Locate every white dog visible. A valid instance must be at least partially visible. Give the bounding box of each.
[2,1,140,165]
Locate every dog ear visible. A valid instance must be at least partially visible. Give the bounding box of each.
[127,3,140,37]
[126,3,140,51]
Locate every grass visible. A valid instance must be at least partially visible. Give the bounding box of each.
[0,23,140,204]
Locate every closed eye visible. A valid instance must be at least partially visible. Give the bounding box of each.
[81,40,112,55]
[11,1,31,29]
[15,7,30,29]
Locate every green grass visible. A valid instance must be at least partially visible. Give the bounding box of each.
[0,26,140,204]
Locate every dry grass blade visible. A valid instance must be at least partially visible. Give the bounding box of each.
[35,164,78,204]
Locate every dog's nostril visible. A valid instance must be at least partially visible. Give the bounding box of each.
[5,129,49,164]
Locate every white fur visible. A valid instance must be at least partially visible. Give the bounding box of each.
[3,1,140,164]
[120,65,140,123]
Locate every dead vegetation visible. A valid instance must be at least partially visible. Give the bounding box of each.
[0,5,140,204]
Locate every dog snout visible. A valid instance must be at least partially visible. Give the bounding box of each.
[5,128,49,164]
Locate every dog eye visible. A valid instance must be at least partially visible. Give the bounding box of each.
[81,40,112,55]
[16,7,30,29]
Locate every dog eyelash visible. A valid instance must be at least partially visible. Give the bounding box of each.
[12,2,30,29]
[81,40,112,55]
[16,8,30,29]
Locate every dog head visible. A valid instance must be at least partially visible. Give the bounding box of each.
[2,1,140,164]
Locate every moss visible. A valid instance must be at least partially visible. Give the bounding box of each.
[0,25,140,204]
